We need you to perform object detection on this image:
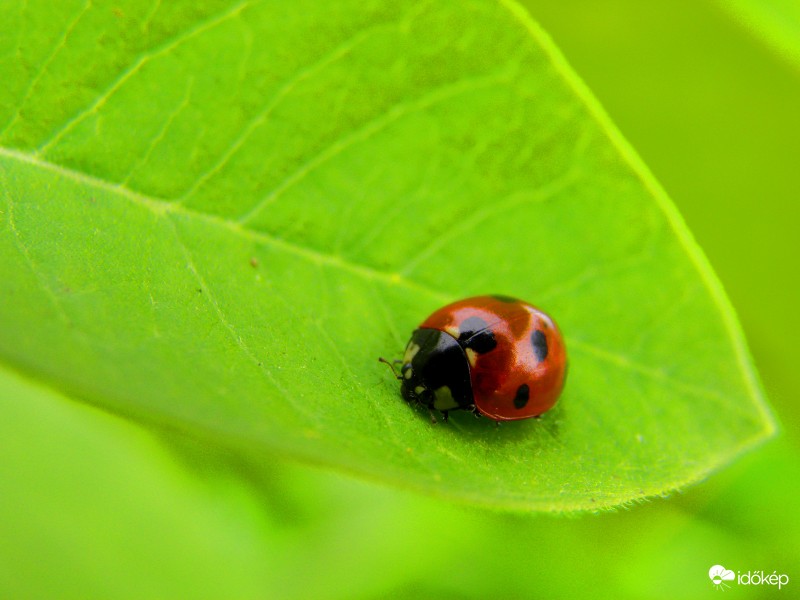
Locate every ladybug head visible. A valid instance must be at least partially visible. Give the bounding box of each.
[399,361,434,406]
[398,328,473,414]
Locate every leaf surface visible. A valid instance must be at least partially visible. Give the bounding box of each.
[0,0,774,510]
[0,363,275,599]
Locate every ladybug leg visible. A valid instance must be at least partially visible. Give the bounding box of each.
[470,406,482,419]
[441,410,449,423]
[378,357,402,380]
[427,407,438,424]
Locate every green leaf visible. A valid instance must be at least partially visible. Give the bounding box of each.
[0,363,277,599]
[0,362,467,599]
[0,0,774,511]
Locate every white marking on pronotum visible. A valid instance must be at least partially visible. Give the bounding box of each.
[433,386,459,411]
[403,342,420,364]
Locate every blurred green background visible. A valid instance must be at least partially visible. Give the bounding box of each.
[1,0,798,598]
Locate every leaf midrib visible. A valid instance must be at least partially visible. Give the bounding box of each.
[1,145,438,297]
[1,0,771,427]
[0,145,765,419]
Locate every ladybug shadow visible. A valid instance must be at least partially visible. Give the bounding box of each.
[419,405,564,448]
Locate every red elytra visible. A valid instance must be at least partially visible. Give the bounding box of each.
[386,295,567,422]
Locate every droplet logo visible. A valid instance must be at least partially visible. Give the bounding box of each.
[709,565,735,591]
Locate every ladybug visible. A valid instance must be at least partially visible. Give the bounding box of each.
[381,295,566,422]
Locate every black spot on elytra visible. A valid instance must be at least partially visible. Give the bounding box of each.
[459,316,487,334]
[514,384,530,409]
[457,316,497,353]
[490,294,518,303]
[531,329,548,361]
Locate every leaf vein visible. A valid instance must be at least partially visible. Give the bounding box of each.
[2,184,72,327]
[35,0,251,155]
[176,16,396,204]
[535,243,657,306]
[236,69,512,225]
[0,145,753,413]
[141,0,163,34]
[165,212,312,419]
[120,76,195,187]
[341,151,444,259]
[399,165,581,276]
[569,338,755,420]
[0,0,93,139]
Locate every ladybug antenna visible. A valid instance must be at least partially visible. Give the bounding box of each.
[378,357,403,380]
